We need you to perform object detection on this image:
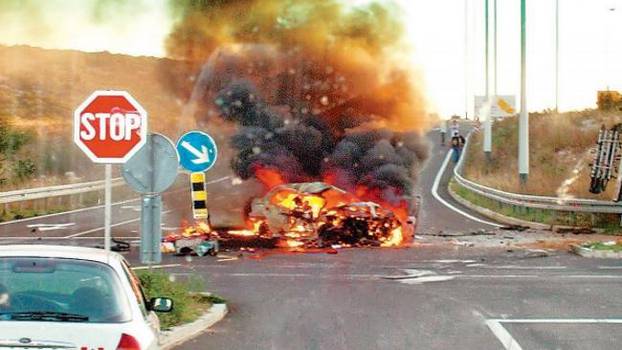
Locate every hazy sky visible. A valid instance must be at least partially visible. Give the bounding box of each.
[1,0,620,117]
[403,0,622,117]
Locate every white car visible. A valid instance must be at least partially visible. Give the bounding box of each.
[0,245,173,350]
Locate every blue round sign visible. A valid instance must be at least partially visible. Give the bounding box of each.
[176,131,218,172]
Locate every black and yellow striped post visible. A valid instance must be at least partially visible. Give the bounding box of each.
[190,172,208,220]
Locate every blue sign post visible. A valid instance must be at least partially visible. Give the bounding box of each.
[176,131,218,172]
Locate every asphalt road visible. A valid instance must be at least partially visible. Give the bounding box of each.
[159,128,620,350]
[161,247,622,350]
[3,126,622,349]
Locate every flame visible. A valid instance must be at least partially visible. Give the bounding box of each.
[273,192,326,218]
[381,226,403,247]
[228,229,257,236]
[254,166,286,188]
[281,239,305,248]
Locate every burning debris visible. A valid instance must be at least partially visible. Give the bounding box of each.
[245,182,411,248]
[163,182,412,252]
[163,0,429,251]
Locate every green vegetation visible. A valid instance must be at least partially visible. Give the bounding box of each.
[136,270,214,329]
[450,180,621,230]
[0,121,36,185]
[583,241,622,252]
[463,109,622,199]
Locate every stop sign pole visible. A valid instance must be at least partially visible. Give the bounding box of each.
[74,90,148,250]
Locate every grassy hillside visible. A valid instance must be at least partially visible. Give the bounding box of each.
[0,45,234,189]
[463,109,622,200]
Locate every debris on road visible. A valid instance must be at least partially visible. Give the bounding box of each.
[519,249,551,259]
[553,227,596,235]
[500,225,529,231]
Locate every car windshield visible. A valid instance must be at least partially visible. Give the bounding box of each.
[0,257,131,323]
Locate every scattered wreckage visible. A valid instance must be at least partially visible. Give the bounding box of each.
[163,182,417,254]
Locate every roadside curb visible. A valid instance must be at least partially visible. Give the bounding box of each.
[160,303,228,349]
[570,244,622,259]
[447,184,550,230]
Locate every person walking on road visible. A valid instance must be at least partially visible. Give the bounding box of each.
[439,120,447,145]
[451,130,466,163]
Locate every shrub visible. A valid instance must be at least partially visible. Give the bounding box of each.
[136,270,210,329]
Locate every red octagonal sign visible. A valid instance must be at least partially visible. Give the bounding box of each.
[74,90,148,163]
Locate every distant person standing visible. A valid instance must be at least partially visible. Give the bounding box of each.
[450,119,460,136]
[439,120,447,145]
[451,130,466,163]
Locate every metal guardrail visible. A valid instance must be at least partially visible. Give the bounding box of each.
[0,178,125,204]
[453,133,622,214]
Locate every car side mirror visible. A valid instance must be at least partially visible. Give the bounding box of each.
[149,297,173,313]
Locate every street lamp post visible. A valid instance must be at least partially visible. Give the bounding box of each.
[484,0,492,164]
[555,0,559,113]
[519,0,529,185]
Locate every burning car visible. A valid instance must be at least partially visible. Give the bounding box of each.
[245,182,414,248]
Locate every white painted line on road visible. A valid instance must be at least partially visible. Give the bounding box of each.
[0,197,141,226]
[431,150,502,227]
[64,209,172,238]
[132,264,181,271]
[486,320,523,350]
[597,266,622,270]
[559,275,622,279]
[487,318,622,350]
[460,274,540,279]
[27,223,77,231]
[428,259,477,264]
[491,318,622,324]
[460,274,622,280]
[162,226,184,231]
[217,257,238,262]
[27,223,76,228]
[399,275,456,284]
[0,236,140,240]
[479,265,567,270]
[0,175,231,227]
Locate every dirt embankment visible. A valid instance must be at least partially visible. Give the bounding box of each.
[463,110,622,200]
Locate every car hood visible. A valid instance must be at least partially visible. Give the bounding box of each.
[0,321,132,349]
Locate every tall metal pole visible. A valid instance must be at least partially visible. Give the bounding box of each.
[494,0,498,96]
[484,0,492,163]
[519,0,529,185]
[104,164,112,251]
[464,0,469,120]
[555,0,559,113]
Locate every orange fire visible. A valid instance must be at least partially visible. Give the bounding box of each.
[380,226,403,247]
[254,166,286,188]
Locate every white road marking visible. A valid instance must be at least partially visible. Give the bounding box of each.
[63,209,172,238]
[27,223,76,231]
[486,320,523,350]
[217,257,238,262]
[487,318,622,350]
[121,205,141,211]
[0,236,140,240]
[479,265,567,270]
[431,149,503,227]
[132,264,181,270]
[380,269,435,280]
[428,259,477,264]
[597,266,622,270]
[0,175,230,227]
[0,197,141,226]
[27,223,76,228]
[162,226,183,231]
[399,275,456,284]
[490,318,622,324]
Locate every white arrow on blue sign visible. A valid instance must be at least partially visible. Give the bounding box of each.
[176,131,218,172]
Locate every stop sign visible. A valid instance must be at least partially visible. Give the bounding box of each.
[74,90,148,163]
